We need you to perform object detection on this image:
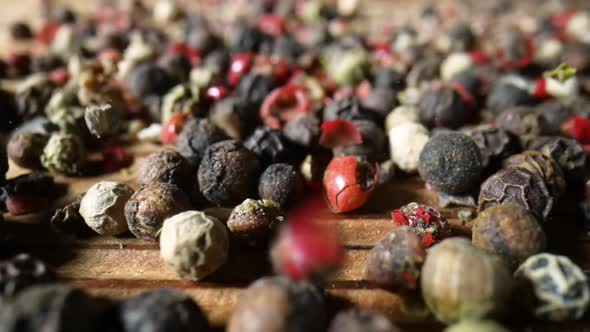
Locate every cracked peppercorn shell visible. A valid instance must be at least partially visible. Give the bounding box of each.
[41,132,87,176]
[244,126,299,166]
[421,238,513,324]
[176,118,227,167]
[418,86,470,129]
[496,106,541,147]
[503,151,566,199]
[478,167,553,221]
[472,204,546,271]
[333,120,386,162]
[227,199,284,243]
[0,254,56,301]
[198,140,261,207]
[365,226,426,291]
[138,149,194,191]
[50,194,93,237]
[79,181,134,236]
[119,288,210,332]
[418,132,482,195]
[258,163,304,208]
[84,104,122,139]
[7,132,48,170]
[328,308,402,332]
[444,320,509,332]
[124,182,190,241]
[160,210,229,280]
[0,284,104,332]
[323,97,375,122]
[282,113,320,149]
[227,276,327,332]
[514,254,590,321]
[463,125,520,172]
[529,136,586,184]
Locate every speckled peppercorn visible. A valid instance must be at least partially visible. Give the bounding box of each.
[391,202,450,248]
[258,163,304,208]
[41,132,87,176]
[175,118,227,167]
[503,151,566,199]
[227,199,284,243]
[7,132,48,170]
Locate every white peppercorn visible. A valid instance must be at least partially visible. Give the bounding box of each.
[79,181,134,236]
[84,104,123,138]
[389,122,429,173]
[160,210,229,280]
[384,105,420,133]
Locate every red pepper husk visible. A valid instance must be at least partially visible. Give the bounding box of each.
[228,53,254,87]
[260,84,312,129]
[469,50,491,65]
[319,119,363,148]
[323,156,378,213]
[257,14,286,37]
[102,147,133,173]
[422,232,435,248]
[161,112,190,145]
[533,78,549,100]
[562,116,590,144]
[551,8,576,31]
[36,22,60,45]
[392,210,408,226]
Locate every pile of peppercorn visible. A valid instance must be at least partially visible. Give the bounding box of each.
[3,0,590,331]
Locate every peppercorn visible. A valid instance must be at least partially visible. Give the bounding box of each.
[327,308,402,332]
[384,105,420,132]
[119,288,210,332]
[323,97,375,123]
[237,73,276,107]
[7,132,48,170]
[324,156,377,213]
[503,151,566,199]
[83,104,122,139]
[537,101,574,136]
[421,238,513,323]
[209,96,259,140]
[10,21,33,41]
[160,84,200,124]
[282,113,320,149]
[227,199,283,244]
[361,88,398,121]
[198,140,261,207]
[322,42,369,85]
[447,22,476,52]
[0,254,56,302]
[124,182,190,241]
[258,163,304,208]
[41,132,87,176]
[46,106,88,137]
[391,202,450,247]
[463,125,520,173]
[478,167,553,221]
[186,21,220,54]
[79,181,134,236]
[529,136,587,184]
[496,106,542,147]
[126,62,177,101]
[15,73,55,120]
[514,253,590,321]
[159,52,192,83]
[418,132,482,195]
[229,25,268,53]
[160,210,229,280]
[227,276,327,332]
[51,194,93,237]
[138,149,194,193]
[2,172,56,215]
[388,122,429,173]
[365,226,426,291]
[333,120,386,162]
[0,88,19,131]
[244,126,300,166]
[444,320,509,332]
[418,85,470,129]
[0,284,104,332]
[486,76,534,114]
[175,118,227,167]
[472,204,546,270]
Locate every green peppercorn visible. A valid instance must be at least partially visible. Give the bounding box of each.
[41,132,87,175]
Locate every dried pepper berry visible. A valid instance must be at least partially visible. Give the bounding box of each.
[391,202,450,247]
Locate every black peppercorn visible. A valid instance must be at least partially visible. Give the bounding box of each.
[406,56,441,87]
[50,194,93,237]
[227,198,284,243]
[0,88,19,131]
[0,149,8,184]
[198,140,261,206]
[160,52,192,83]
[229,25,267,53]
[323,97,375,123]
[418,132,483,195]
[463,125,520,173]
[537,101,574,136]
[126,62,177,100]
[333,119,386,162]
[373,68,405,91]
[504,151,566,199]
[258,163,305,208]
[273,36,303,63]
[478,167,554,221]
[176,118,227,167]
[187,21,220,55]
[418,85,470,129]
[119,289,209,332]
[237,73,276,107]
[124,182,190,241]
[0,254,56,301]
[496,106,542,147]
[209,96,259,140]
[10,22,33,41]
[0,284,104,332]
[7,132,48,169]
[2,172,56,215]
[15,74,55,120]
[361,88,398,121]
[138,149,194,193]
[328,309,402,332]
[448,22,476,52]
[486,76,534,114]
[227,276,327,332]
[282,113,321,149]
[244,126,300,166]
[529,136,587,185]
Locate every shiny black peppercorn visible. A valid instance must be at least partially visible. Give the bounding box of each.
[258,163,305,208]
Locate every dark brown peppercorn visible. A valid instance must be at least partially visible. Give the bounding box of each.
[418,132,482,195]
[119,289,210,332]
[529,136,587,184]
[463,125,520,172]
[258,163,304,208]
[496,106,542,147]
[361,88,398,121]
[0,254,56,301]
[124,182,190,241]
[419,85,470,129]
[244,126,299,166]
[126,62,177,100]
[472,204,546,270]
[237,73,276,107]
[282,113,320,148]
[503,151,566,199]
[478,167,553,221]
[328,309,402,332]
[365,226,426,292]
[7,132,48,169]
[176,118,227,167]
[227,276,326,332]
[333,120,386,162]
[198,140,261,206]
[50,194,93,237]
[10,22,33,41]
[227,199,284,243]
[138,149,194,192]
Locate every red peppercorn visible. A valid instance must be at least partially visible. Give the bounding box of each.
[253,57,292,83]
[562,116,590,144]
[102,146,133,174]
[206,85,230,103]
[161,112,190,145]
[261,84,312,129]
[257,14,286,37]
[167,42,201,67]
[228,53,253,87]
[35,22,60,45]
[49,67,69,85]
[319,119,362,149]
[323,156,378,213]
[391,202,450,248]
[98,48,123,63]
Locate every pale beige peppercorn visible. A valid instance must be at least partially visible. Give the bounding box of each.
[79,181,134,236]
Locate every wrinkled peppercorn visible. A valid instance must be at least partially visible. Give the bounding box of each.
[119,288,210,332]
[328,309,402,332]
[227,276,327,332]
[419,132,482,195]
[2,172,55,215]
[198,140,261,206]
[227,199,284,243]
[282,113,321,148]
[41,132,87,176]
[463,125,520,173]
[79,181,134,236]
[244,126,300,166]
[138,149,194,194]
[176,118,227,167]
[323,97,375,123]
[209,96,259,139]
[333,120,386,162]
[258,163,304,208]
[237,73,276,107]
[50,194,92,237]
[0,254,56,301]
[504,151,566,199]
[124,182,190,241]
[496,106,542,147]
[84,104,122,138]
[7,132,48,170]
[419,85,470,129]
[15,74,55,120]
[479,167,553,221]
[365,226,426,291]
[529,136,587,184]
